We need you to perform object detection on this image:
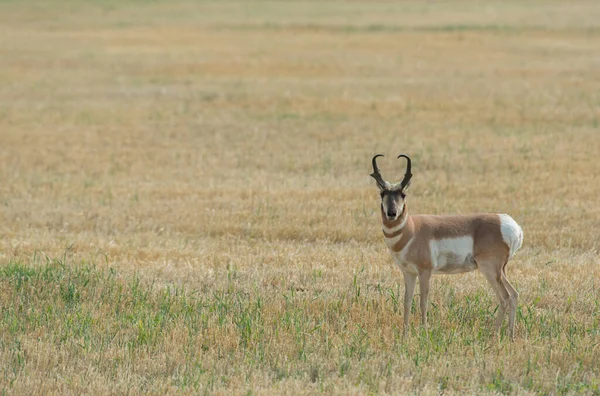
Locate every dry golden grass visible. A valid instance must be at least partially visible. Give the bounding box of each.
[1,0,599,394]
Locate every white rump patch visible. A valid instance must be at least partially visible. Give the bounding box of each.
[499,214,523,257]
[430,236,476,274]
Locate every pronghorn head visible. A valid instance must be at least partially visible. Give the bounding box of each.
[370,154,413,221]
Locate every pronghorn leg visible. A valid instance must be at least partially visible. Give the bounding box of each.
[478,261,511,338]
[501,268,519,340]
[403,272,417,337]
[418,270,432,330]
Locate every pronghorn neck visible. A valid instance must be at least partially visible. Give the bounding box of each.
[380,203,414,254]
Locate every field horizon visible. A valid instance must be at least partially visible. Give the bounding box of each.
[1,0,599,394]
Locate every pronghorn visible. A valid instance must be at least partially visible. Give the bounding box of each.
[371,154,523,339]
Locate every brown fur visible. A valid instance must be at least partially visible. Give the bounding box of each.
[380,203,520,340]
[383,207,510,272]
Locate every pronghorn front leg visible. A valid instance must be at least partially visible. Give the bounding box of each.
[418,270,432,330]
[403,272,417,337]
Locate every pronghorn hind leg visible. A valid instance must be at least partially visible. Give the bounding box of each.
[477,258,511,339]
[501,267,519,340]
[402,272,417,338]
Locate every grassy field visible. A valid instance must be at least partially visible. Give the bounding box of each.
[1,0,600,394]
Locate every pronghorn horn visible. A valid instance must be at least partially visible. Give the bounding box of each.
[370,154,386,188]
[397,154,412,189]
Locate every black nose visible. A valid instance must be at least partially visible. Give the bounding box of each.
[387,211,397,218]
